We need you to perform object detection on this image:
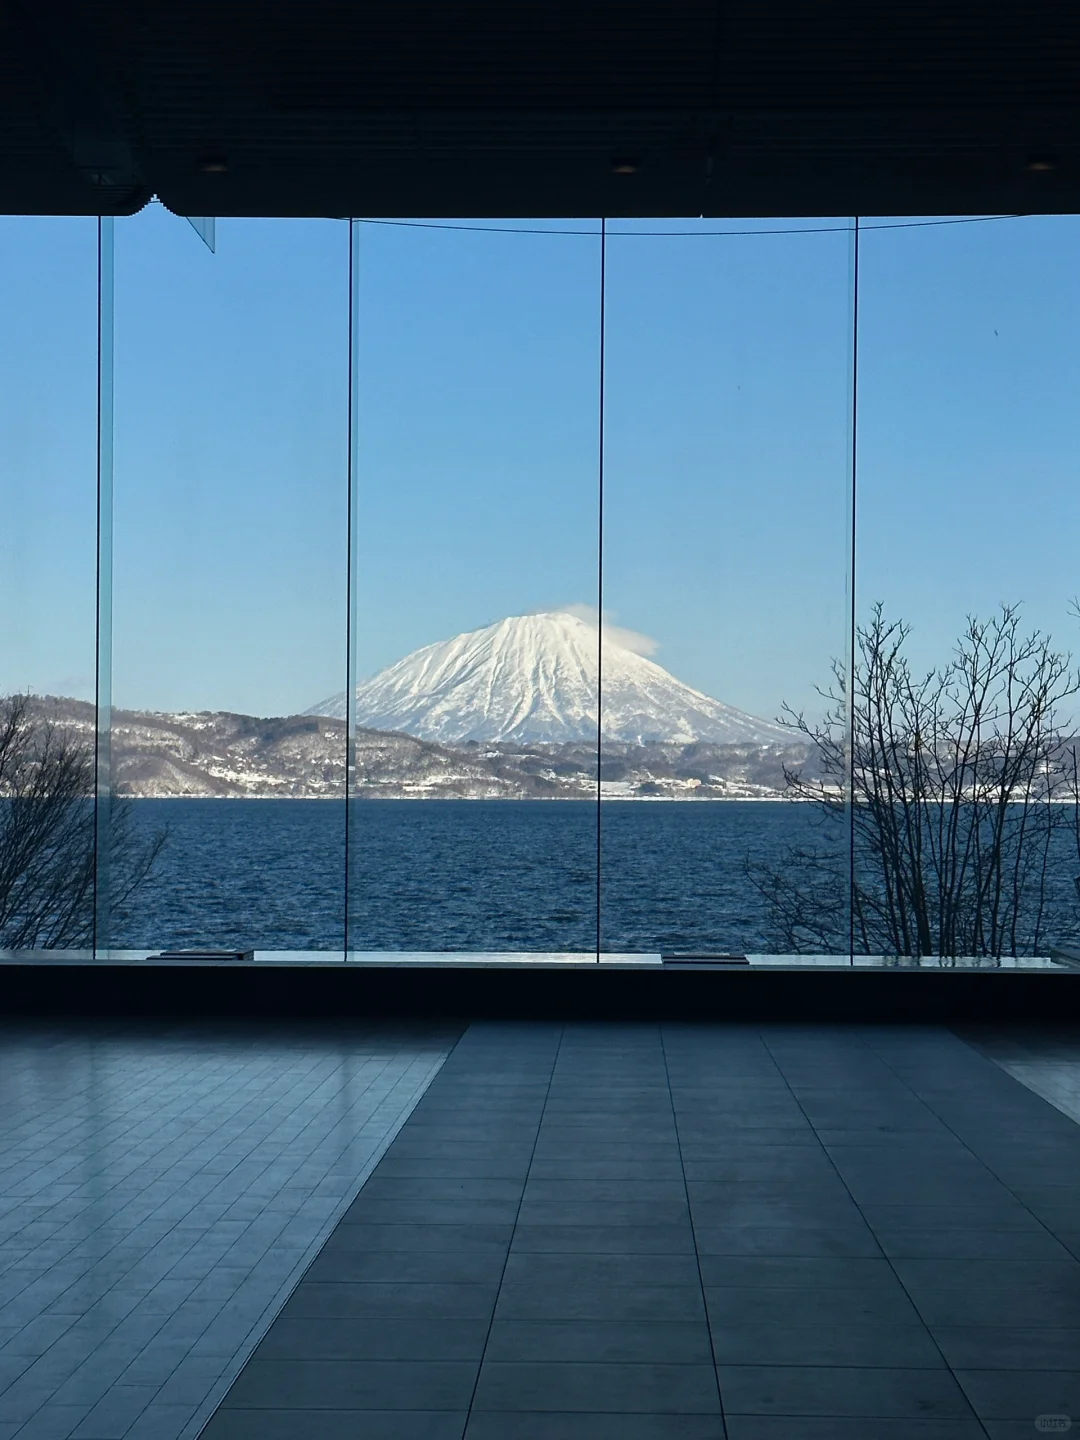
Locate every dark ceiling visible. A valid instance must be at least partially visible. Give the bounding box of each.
[4,0,1080,218]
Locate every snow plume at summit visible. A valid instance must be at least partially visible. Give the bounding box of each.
[306,611,790,747]
[546,604,660,658]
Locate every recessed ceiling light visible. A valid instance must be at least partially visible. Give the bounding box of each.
[611,156,641,175]
[198,156,229,174]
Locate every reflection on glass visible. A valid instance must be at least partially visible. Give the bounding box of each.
[858,215,1080,958]
[343,221,602,955]
[107,209,349,953]
[602,219,856,956]
[0,218,101,951]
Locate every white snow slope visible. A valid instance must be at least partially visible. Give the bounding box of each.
[307,611,790,747]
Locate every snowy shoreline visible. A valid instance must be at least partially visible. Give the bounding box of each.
[116,792,811,802]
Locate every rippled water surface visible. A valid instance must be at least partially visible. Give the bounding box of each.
[112,798,1080,955]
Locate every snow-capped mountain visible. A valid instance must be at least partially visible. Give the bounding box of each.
[306,611,791,746]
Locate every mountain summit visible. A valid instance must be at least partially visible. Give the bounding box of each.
[307,611,788,747]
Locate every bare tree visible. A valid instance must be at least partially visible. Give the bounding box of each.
[751,604,1080,958]
[0,694,166,949]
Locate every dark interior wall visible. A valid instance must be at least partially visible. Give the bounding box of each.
[4,0,1080,218]
[2,963,1076,1024]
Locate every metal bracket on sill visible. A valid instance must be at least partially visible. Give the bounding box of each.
[155,950,255,962]
[661,954,750,967]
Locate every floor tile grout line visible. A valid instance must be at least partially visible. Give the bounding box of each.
[460,1023,564,1439]
[0,1048,450,1413]
[759,1026,994,1440]
[0,1046,417,1304]
[659,1023,729,1440]
[864,1027,1080,1249]
[176,1043,457,1440]
[954,1025,1080,1129]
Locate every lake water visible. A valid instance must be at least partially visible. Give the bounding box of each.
[110,798,1080,956]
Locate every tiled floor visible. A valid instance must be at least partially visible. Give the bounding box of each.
[4,1021,1079,1440]
[199,1022,1080,1440]
[0,1020,457,1440]
[965,1026,1080,1126]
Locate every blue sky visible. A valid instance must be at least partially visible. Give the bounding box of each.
[3,208,1079,723]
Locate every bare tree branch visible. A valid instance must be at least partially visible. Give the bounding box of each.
[748,605,1080,958]
[0,695,167,949]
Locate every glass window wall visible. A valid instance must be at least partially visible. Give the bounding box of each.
[0,218,100,952]
[4,209,1074,963]
[107,208,349,955]
[345,220,602,957]
[601,219,856,959]
[858,215,1080,959]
